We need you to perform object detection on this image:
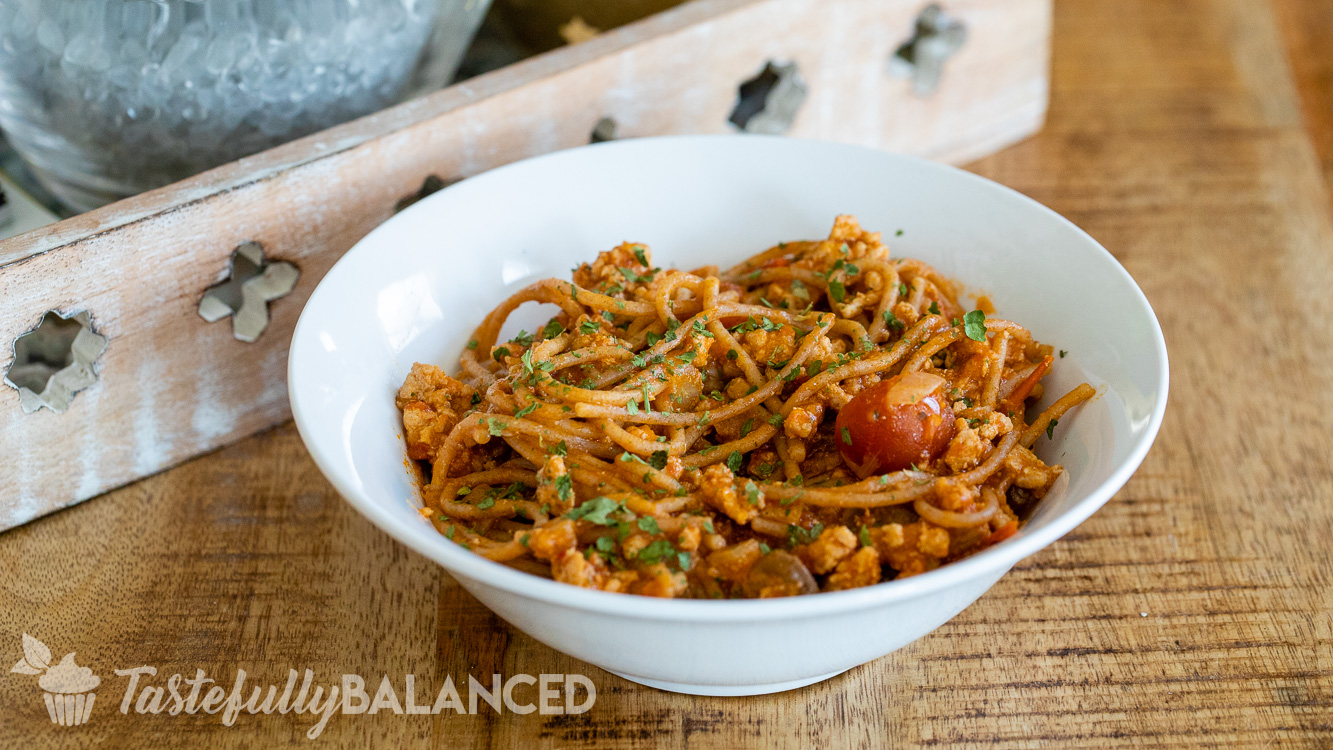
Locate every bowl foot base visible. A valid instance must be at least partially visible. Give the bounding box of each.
[607,668,850,696]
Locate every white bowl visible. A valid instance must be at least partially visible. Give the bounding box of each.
[288,135,1168,696]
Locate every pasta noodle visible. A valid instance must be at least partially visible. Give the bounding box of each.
[395,215,1093,598]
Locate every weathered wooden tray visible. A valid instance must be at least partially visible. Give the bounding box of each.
[0,0,1051,530]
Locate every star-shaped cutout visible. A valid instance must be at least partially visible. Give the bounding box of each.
[198,242,299,343]
[890,4,967,97]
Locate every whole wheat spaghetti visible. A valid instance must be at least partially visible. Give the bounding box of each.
[397,215,1093,598]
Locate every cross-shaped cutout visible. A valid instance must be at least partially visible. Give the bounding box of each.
[890,4,967,97]
[729,61,807,135]
[4,310,108,414]
[198,242,299,343]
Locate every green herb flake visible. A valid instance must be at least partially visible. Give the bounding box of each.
[579,320,601,335]
[514,402,538,419]
[555,474,573,502]
[476,496,496,511]
[1059,349,1068,358]
[487,418,507,436]
[636,539,676,564]
[859,525,873,548]
[928,301,941,316]
[1046,418,1059,440]
[637,516,662,534]
[466,339,479,350]
[455,486,472,496]
[828,280,847,303]
[492,347,511,361]
[963,310,987,343]
[564,496,622,525]
[841,426,853,446]
[552,440,568,456]
[745,480,760,505]
[649,450,669,471]
[726,451,743,473]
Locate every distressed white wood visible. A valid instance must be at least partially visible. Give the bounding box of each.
[0,0,1051,530]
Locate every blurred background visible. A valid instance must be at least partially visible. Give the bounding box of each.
[0,0,686,239]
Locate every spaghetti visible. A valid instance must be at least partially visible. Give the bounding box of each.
[397,215,1093,598]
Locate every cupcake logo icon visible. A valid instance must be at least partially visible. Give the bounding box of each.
[10,633,100,726]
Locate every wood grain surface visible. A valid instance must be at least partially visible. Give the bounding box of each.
[2,0,1331,747]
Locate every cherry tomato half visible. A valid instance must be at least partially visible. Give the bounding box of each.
[835,371,956,477]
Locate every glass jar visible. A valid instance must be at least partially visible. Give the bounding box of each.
[0,0,490,211]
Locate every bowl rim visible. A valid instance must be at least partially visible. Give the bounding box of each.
[289,134,1170,622]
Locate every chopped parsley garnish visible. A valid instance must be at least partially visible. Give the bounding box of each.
[486,418,507,436]
[555,474,573,502]
[455,486,472,496]
[466,339,479,350]
[1059,350,1068,358]
[636,539,676,565]
[637,516,662,534]
[564,496,622,525]
[859,525,873,547]
[633,245,649,265]
[543,319,565,339]
[928,301,941,316]
[740,418,754,437]
[476,496,496,510]
[579,320,601,335]
[745,481,760,505]
[648,450,669,471]
[841,426,853,445]
[513,402,538,419]
[883,311,904,331]
[510,329,534,347]
[787,522,824,547]
[791,279,809,300]
[768,413,783,427]
[726,349,739,360]
[1046,418,1059,440]
[963,310,987,342]
[492,347,511,361]
[551,440,568,456]
[726,451,743,473]
[828,280,847,304]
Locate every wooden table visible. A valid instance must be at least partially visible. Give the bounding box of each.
[3,1,1331,746]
